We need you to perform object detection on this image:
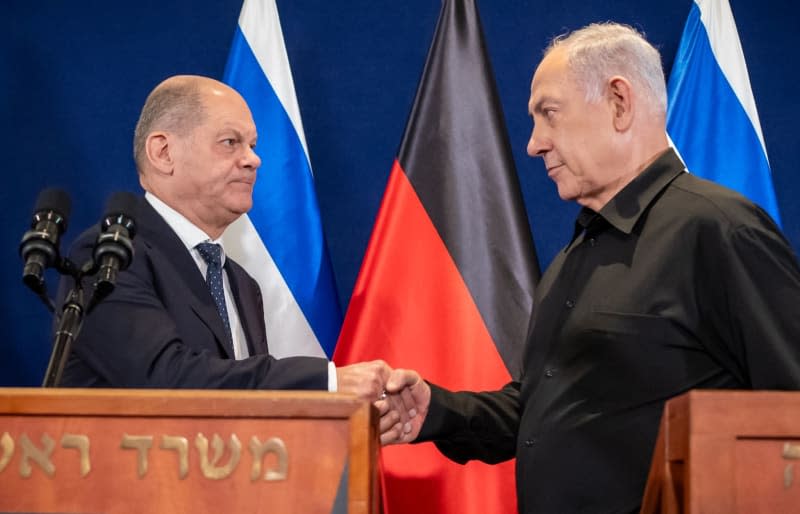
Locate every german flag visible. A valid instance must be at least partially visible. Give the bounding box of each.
[333,1,539,512]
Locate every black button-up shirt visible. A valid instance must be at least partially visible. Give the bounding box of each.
[421,149,800,513]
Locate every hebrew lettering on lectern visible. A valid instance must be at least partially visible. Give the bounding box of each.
[0,431,293,481]
[121,434,153,478]
[19,433,55,478]
[0,432,14,473]
[249,436,288,481]
[160,435,190,479]
[195,433,241,480]
[784,443,800,489]
[61,434,91,477]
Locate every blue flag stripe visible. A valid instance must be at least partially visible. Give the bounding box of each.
[667,2,781,225]
[224,26,341,357]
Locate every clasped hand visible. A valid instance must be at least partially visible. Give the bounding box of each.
[336,361,430,445]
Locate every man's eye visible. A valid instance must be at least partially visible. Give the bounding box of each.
[222,138,237,146]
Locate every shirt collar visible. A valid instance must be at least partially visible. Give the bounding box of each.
[585,147,686,231]
[145,192,227,264]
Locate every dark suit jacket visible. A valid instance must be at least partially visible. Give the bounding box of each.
[57,196,329,389]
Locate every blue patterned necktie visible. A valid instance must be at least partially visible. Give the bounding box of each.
[195,242,233,348]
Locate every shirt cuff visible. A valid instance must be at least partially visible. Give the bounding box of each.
[327,361,337,392]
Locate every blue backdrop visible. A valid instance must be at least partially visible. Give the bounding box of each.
[2,0,798,385]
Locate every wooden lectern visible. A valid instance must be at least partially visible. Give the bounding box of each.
[0,388,379,514]
[640,390,800,514]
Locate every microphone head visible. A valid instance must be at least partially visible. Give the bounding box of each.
[101,192,138,237]
[21,187,71,294]
[32,188,71,231]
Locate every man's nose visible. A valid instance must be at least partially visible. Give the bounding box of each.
[244,146,261,169]
[527,126,549,157]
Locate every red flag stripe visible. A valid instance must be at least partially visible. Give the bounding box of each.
[382,445,516,514]
[336,161,510,391]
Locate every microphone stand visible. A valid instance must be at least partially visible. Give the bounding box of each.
[43,284,84,387]
[41,258,96,388]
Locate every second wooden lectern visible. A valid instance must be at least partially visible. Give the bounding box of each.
[640,390,800,514]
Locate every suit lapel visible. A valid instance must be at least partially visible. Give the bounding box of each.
[137,198,235,359]
[226,259,269,356]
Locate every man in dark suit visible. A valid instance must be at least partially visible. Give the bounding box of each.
[58,75,393,405]
[379,22,800,513]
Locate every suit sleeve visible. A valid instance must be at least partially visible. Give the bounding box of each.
[415,381,520,464]
[58,231,329,390]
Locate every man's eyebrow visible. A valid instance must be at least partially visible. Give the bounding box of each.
[216,127,249,140]
[530,96,557,115]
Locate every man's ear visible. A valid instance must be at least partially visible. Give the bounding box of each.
[145,131,175,176]
[607,76,634,132]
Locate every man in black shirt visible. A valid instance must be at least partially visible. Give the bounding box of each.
[378,22,800,513]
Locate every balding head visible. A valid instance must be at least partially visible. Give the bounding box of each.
[133,75,233,174]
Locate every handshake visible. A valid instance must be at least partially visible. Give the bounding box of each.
[336,361,431,445]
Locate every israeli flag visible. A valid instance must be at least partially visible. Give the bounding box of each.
[667,0,780,225]
[221,0,341,358]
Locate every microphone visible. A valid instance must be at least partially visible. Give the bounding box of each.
[92,192,138,299]
[19,188,71,294]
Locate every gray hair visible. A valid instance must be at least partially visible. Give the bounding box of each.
[546,22,667,115]
[132,79,207,173]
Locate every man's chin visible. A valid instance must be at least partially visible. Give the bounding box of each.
[554,183,579,202]
[226,193,253,213]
